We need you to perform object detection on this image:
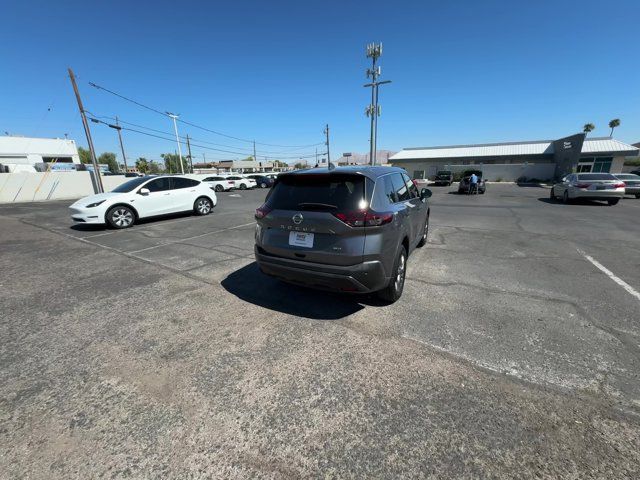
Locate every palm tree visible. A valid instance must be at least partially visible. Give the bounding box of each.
[583,123,595,136]
[608,118,620,137]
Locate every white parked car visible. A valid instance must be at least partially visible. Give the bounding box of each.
[224,174,256,190]
[201,175,234,192]
[69,175,217,229]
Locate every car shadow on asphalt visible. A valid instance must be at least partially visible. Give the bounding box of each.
[537,198,610,206]
[221,262,386,320]
[69,211,195,231]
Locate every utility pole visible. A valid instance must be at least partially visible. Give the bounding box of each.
[108,116,128,173]
[186,134,194,173]
[315,147,318,167]
[253,140,257,163]
[364,43,392,166]
[67,67,104,192]
[324,124,330,163]
[166,112,184,174]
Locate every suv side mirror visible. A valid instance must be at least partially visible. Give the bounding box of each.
[420,188,432,200]
[138,187,150,196]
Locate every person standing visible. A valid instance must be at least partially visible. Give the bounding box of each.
[469,173,478,194]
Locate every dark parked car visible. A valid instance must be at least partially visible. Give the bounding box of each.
[458,169,486,194]
[434,170,453,186]
[245,174,275,188]
[629,169,640,176]
[254,166,432,302]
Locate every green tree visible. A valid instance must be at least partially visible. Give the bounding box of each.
[148,162,161,174]
[78,146,92,164]
[161,153,189,174]
[98,152,118,173]
[135,157,149,174]
[293,162,306,170]
[608,118,620,137]
[582,123,595,136]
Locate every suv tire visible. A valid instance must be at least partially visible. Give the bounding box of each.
[416,217,429,248]
[378,245,407,303]
[194,197,213,215]
[214,184,224,192]
[563,190,570,204]
[607,199,619,206]
[549,188,555,200]
[106,205,135,229]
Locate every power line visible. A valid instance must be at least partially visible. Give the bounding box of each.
[84,110,321,156]
[88,81,325,148]
[86,115,321,160]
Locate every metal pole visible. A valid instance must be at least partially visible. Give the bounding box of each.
[68,67,104,192]
[168,114,184,174]
[115,116,128,173]
[325,124,330,163]
[368,55,378,166]
[253,140,257,163]
[373,82,379,166]
[186,134,194,173]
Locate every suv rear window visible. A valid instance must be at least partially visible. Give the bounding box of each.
[437,171,451,175]
[267,174,367,211]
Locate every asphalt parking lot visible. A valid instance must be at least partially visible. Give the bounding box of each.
[1,184,640,478]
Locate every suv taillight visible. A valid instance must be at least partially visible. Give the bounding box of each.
[333,210,394,227]
[255,204,272,219]
[614,182,626,188]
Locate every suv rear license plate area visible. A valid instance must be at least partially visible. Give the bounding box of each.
[289,231,314,248]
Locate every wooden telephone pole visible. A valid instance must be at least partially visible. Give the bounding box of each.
[68,67,104,192]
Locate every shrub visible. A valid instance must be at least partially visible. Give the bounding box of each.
[495,177,502,182]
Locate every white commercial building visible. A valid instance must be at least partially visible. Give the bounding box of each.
[389,134,639,181]
[0,136,81,173]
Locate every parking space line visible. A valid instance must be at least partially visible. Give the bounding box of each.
[127,221,256,254]
[577,249,640,302]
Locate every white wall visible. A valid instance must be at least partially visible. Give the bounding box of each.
[0,172,131,204]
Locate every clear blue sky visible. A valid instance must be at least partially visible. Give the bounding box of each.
[2,0,639,164]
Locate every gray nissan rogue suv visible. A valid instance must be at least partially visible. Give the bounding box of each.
[254,166,432,302]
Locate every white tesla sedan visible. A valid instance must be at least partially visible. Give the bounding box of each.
[69,175,217,228]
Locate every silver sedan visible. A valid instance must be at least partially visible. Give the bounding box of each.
[550,173,625,205]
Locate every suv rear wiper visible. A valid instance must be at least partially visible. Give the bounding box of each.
[297,202,338,210]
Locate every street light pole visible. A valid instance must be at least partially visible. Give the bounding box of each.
[166,112,184,174]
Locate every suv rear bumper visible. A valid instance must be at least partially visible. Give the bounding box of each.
[255,247,388,293]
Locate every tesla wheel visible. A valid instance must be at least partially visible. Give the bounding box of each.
[378,245,407,303]
[214,184,224,192]
[107,206,135,229]
[240,183,247,190]
[607,199,619,206]
[417,216,429,248]
[194,197,213,215]
[563,190,570,204]
[549,188,555,200]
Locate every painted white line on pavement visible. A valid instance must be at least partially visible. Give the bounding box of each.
[577,249,640,302]
[128,221,256,254]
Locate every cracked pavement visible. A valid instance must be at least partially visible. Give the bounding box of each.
[1,184,639,478]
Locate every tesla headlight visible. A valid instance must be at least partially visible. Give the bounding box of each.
[86,200,106,208]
